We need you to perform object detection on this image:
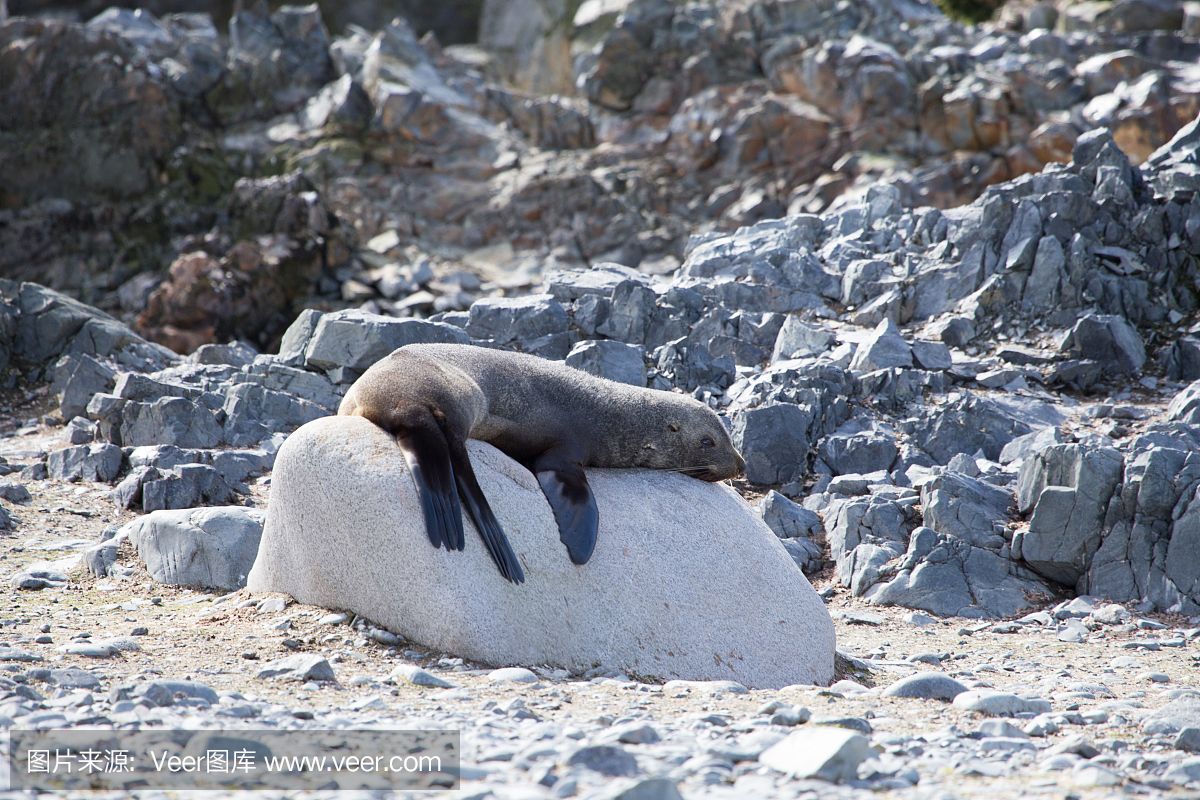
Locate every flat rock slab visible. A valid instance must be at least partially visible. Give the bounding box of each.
[248,415,835,688]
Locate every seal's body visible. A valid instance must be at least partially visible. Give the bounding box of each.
[338,343,745,584]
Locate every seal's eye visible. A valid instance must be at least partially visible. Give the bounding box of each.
[701,436,716,448]
[668,422,680,433]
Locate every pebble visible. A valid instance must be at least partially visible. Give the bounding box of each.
[759,727,871,783]
[952,690,1052,717]
[256,654,336,682]
[389,664,455,688]
[882,672,967,701]
[487,667,539,684]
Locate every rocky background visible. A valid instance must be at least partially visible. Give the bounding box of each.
[3,0,1200,796]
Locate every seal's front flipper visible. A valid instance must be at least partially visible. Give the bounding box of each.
[395,423,465,552]
[447,438,525,585]
[534,459,599,565]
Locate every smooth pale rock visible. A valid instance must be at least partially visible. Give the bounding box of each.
[882,672,968,701]
[759,727,871,782]
[389,664,455,688]
[488,667,539,683]
[248,415,835,688]
[953,690,1052,716]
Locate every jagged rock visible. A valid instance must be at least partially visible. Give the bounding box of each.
[773,317,835,361]
[733,403,815,486]
[1084,428,1200,612]
[467,294,570,346]
[120,397,224,449]
[999,427,1065,466]
[298,309,469,381]
[1017,445,1124,587]
[565,340,646,386]
[867,526,1053,618]
[849,319,912,373]
[819,428,898,476]
[0,281,178,373]
[46,443,123,483]
[248,415,836,688]
[125,506,265,590]
[906,395,1032,464]
[826,495,913,596]
[1169,381,1200,424]
[141,465,236,512]
[759,491,821,540]
[1060,314,1146,376]
[921,473,1012,551]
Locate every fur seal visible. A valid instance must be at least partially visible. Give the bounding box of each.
[337,343,745,584]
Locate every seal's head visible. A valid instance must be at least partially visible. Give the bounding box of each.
[638,394,745,481]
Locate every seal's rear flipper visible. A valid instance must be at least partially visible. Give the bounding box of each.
[447,439,525,584]
[395,424,465,552]
[535,463,599,565]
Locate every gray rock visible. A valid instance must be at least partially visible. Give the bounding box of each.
[467,293,569,340]
[1061,314,1146,375]
[999,427,1065,465]
[868,526,1053,618]
[120,397,224,448]
[303,309,468,380]
[1176,728,1200,753]
[46,443,123,483]
[276,308,324,366]
[389,664,454,688]
[1018,445,1124,587]
[773,317,835,360]
[906,394,1032,463]
[921,472,1012,551]
[952,690,1052,716]
[826,495,911,596]
[65,417,97,444]
[592,777,683,800]
[0,504,14,532]
[256,653,336,682]
[189,341,258,368]
[247,415,835,688]
[0,482,31,504]
[565,340,646,386]
[141,465,236,512]
[125,507,265,590]
[111,466,160,510]
[781,537,824,574]
[1142,698,1200,735]
[566,744,640,777]
[221,383,327,446]
[597,280,658,345]
[1166,338,1200,382]
[911,340,953,371]
[759,491,821,539]
[759,727,871,782]
[1168,380,1200,424]
[932,317,976,347]
[849,319,912,372]
[732,403,815,486]
[882,672,968,701]
[51,353,116,420]
[135,679,218,707]
[819,429,898,475]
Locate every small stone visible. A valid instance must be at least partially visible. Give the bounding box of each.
[952,690,1051,717]
[389,664,454,688]
[882,672,968,702]
[1176,728,1200,753]
[487,667,539,683]
[565,744,640,777]
[256,654,335,682]
[759,727,871,782]
[135,679,218,707]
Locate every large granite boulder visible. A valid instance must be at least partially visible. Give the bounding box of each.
[248,415,835,688]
